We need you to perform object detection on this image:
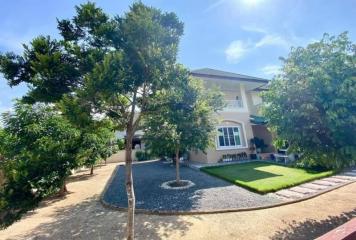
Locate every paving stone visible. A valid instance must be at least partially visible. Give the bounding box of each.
[289,186,317,194]
[344,172,356,176]
[275,190,306,199]
[312,180,337,186]
[324,177,350,184]
[332,175,356,181]
[266,193,289,201]
[300,183,329,190]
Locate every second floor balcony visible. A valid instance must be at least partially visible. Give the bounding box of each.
[223,100,244,112]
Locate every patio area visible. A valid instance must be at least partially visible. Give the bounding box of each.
[102,160,282,212]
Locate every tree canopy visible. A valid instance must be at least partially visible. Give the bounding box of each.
[0,102,80,227]
[0,2,186,238]
[143,67,224,183]
[143,67,223,158]
[262,32,356,168]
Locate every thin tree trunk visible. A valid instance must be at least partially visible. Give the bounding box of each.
[125,128,135,240]
[175,147,180,184]
[90,165,94,175]
[58,182,67,196]
[125,91,138,240]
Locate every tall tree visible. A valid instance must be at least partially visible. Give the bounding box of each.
[143,68,224,184]
[0,3,184,238]
[262,32,356,169]
[79,5,184,238]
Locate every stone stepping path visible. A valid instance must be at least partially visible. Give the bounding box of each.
[332,175,356,181]
[275,189,306,199]
[301,182,328,190]
[313,179,337,186]
[289,186,317,194]
[344,172,356,176]
[271,169,356,201]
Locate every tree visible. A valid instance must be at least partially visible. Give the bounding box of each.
[0,102,80,227]
[0,3,184,238]
[58,95,115,175]
[0,36,81,103]
[261,32,356,169]
[80,126,114,175]
[0,2,117,185]
[143,67,224,184]
[76,4,184,239]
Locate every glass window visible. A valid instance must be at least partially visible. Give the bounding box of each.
[217,126,243,148]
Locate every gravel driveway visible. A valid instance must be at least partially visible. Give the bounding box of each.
[102,160,281,211]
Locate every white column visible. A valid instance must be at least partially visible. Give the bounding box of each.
[240,84,249,112]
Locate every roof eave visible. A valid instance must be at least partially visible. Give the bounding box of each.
[190,72,270,84]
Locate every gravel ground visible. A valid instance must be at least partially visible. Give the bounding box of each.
[102,160,281,211]
[1,163,355,240]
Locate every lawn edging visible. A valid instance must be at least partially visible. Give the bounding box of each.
[99,163,355,216]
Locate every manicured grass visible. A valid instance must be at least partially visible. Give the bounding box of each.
[201,161,334,194]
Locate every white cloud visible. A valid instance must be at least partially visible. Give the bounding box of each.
[241,25,268,34]
[225,40,251,63]
[255,34,290,49]
[224,34,290,63]
[225,33,294,63]
[204,0,227,12]
[260,64,281,76]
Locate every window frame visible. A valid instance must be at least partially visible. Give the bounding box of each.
[216,125,244,150]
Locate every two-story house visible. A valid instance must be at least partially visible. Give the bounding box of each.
[189,68,274,164]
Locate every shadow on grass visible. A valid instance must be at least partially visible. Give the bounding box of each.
[270,208,356,240]
[231,168,282,182]
[13,195,196,240]
[202,162,284,182]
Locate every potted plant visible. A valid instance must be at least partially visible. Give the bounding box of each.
[249,138,257,159]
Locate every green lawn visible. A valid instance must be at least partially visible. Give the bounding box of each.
[201,161,334,194]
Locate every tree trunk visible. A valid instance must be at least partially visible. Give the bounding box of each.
[125,90,138,240]
[125,128,135,240]
[90,165,94,175]
[175,148,180,184]
[58,182,67,196]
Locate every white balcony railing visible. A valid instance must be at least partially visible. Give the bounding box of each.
[223,100,244,111]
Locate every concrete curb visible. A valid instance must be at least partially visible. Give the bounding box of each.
[100,165,356,216]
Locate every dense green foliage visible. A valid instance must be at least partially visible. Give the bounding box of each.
[79,127,115,173]
[0,2,185,236]
[201,162,333,193]
[143,68,224,158]
[117,139,125,150]
[0,103,80,228]
[58,95,116,173]
[262,32,356,169]
[135,150,154,162]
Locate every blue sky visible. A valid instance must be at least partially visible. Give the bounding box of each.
[1,0,355,113]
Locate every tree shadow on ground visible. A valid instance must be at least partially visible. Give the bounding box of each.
[230,168,282,182]
[11,196,198,240]
[66,173,97,183]
[270,208,356,240]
